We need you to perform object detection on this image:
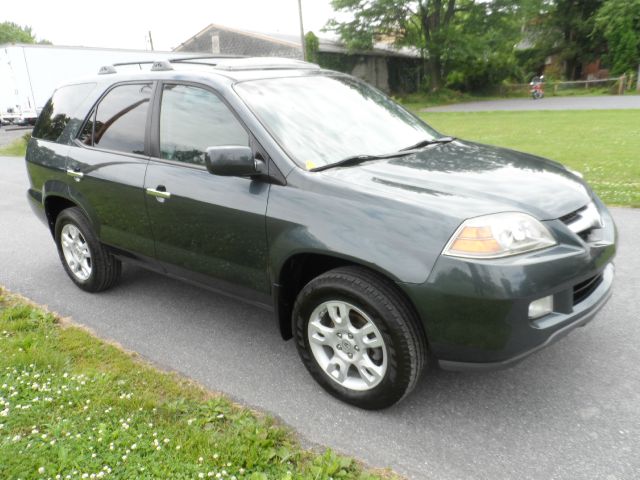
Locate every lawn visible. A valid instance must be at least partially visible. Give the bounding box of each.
[0,135,29,157]
[419,109,640,207]
[0,288,388,480]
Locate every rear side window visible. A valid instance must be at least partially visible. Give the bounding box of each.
[82,83,152,155]
[159,84,248,165]
[32,83,96,143]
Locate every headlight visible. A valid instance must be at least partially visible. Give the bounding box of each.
[443,212,556,259]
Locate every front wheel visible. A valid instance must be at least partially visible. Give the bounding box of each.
[54,207,121,292]
[293,266,426,409]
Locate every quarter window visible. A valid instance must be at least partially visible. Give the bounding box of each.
[32,83,96,143]
[89,83,152,155]
[159,84,248,165]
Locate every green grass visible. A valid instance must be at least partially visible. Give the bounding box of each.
[0,136,28,157]
[420,109,640,207]
[0,289,391,480]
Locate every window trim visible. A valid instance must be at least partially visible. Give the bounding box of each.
[149,80,253,170]
[74,80,156,159]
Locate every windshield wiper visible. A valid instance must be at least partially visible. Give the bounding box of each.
[400,136,456,151]
[309,136,457,172]
[309,151,415,172]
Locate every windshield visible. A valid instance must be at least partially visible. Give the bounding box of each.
[234,75,440,169]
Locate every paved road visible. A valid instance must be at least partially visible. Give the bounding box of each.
[0,126,31,147]
[1,156,639,480]
[424,95,640,112]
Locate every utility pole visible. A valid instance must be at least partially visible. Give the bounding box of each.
[637,64,640,92]
[298,0,306,60]
[148,31,155,51]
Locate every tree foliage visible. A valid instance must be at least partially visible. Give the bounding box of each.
[594,0,640,75]
[0,22,50,45]
[0,22,36,44]
[548,0,605,79]
[326,0,527,91]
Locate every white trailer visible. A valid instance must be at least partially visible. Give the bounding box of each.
[0,44,194,125]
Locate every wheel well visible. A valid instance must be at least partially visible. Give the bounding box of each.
[44,196,77,236]
[275,253,418,341]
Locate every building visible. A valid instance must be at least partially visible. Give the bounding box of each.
[174,24,420,93]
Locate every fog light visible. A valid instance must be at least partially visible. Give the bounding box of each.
[528,295,553,319]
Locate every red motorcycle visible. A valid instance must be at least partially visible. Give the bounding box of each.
[530,75,544,99]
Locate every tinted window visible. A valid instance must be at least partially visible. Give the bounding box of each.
[32,83,96,143]
[92,83,152,155]
[159,84,248,165]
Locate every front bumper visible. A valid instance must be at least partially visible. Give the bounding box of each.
[400,201,617,370]
[438,262,613,371]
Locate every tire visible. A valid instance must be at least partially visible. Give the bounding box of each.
[293,266,426,409]
[54,207,121,292]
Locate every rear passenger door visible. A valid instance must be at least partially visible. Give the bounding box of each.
[144,82,270,303]
[69,82,155,258]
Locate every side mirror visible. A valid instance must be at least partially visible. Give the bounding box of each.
[205,146,266,177]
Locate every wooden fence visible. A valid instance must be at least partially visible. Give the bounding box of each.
[501,75,635,96]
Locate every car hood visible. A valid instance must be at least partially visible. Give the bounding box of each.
[317,140,592,220]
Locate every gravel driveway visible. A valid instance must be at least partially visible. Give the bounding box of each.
[1,156,639,480]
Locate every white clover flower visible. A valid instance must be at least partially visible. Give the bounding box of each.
[199,474,205,479]
[38,466,45,474]
[198,457,204,463]
[91,453,97,458]
[131,443,137,450]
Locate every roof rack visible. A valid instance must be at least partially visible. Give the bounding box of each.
[97,55,318,75]
[214,57,320,71]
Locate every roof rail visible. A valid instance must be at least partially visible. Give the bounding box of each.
[97,56,317,76]
[213,57,320,71]
[98,65,117,75]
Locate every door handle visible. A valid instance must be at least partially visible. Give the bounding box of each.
[146,187,171,201]
[66,169,84,181]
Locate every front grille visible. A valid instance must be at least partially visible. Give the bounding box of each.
[573,273,603,305]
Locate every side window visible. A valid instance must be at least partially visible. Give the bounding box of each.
[91,83,152,155]
[32,83,96,143]
[159,84,249,165]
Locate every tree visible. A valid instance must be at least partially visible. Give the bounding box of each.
[549,0,605,79]
[594,0,640,75]
[327,1,530,91]
[0,22,50,45]
[326,0,461,91]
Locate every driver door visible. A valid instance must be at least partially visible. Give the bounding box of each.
[144,82,270,305]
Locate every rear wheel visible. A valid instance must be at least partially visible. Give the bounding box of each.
[293,266,426,409]
[54,207,121,292]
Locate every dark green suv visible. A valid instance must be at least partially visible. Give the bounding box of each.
[26,57,616,409]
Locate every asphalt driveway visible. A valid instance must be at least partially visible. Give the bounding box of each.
[424,94,640,112]
[1,156,639,480]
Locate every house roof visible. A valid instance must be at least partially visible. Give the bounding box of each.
[174,24,420,59]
